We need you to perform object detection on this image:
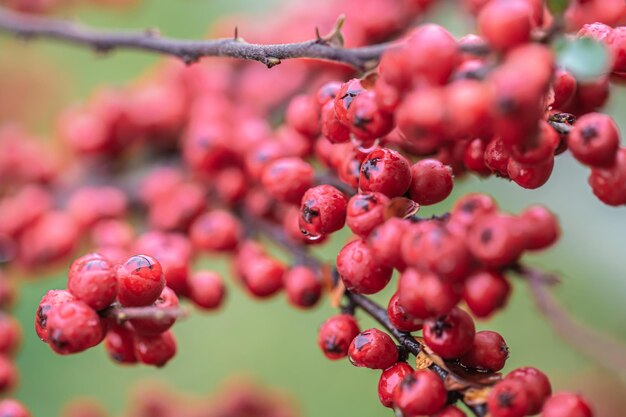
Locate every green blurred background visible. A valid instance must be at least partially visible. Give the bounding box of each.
[1,0,625,415]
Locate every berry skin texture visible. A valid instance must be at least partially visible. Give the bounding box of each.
[478,0,532,51]
[241,256,285,298]
[105,324,137,364]
[506,367,552,414]
[387,292,423,332]
[67,254,117,311]
[285,94,320,138]
[318,314,360,360]
[348,329,398,370]
[336,239,393,295]
[0,399,30,417]
[568,113,620,167]
[261,158,315,205]
[45,300,104,354]
[368,217,407,270]
[116,255,165,307]
[521,205,560,251]
[190,210,242,252]
[588,147,626,206]
[423,307,476,359]
[299,185,348,237]
[398,268,461,319]
[463,270,510,318]
[507,157,554,189]
[359,148,412,198]
[409,159,453,205]
[487,379,530,417]
[540,393,593,417]
[283,266,322,309]
[377,362,413,408]
[35,289,74,342]
[129,286,179,336]
[134,330,177,367]
[346,192,390,238]
[460,330,509,372]
[393,369,447,416]
[188,271,226,311]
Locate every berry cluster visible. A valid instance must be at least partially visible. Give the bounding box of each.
[0,272,25,415]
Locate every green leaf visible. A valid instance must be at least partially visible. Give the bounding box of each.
[555,37,610,81]
[547,0,569,14]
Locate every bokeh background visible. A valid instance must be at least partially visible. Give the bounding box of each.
[0,0,625,415]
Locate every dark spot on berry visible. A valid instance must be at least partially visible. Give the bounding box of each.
[431,316,452,338]
[301,200,319,224]
[480,228,493,244]
[324,336,344,354]
[340,88,362,110]
[300,290,318,307]
[497,96,518,114]
[581,125,598,144]
[353,194,376,212]
[50,329,69,350]
[37,305,50,328]
[353,333,370,351]
[353,115,372,130]
[361,157,380,181]
[400,373,417,388]
[461,200,479,213]
[497,391,516,408]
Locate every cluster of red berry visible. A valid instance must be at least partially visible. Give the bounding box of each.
[0,272,25,416]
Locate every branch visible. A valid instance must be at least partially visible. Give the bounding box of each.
[0,6,391,70]
[101,304,188,322]
[521,266,626,382]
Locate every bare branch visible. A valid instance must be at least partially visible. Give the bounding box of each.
[101,304,188,322]
[0,6,392,71]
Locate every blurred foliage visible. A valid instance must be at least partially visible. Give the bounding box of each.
[1,1,625,416]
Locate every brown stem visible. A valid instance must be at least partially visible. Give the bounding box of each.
[0,6,392,71]
[101,304,187,322]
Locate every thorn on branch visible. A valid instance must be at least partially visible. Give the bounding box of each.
[234,26,238,40]
[182,53,200,65]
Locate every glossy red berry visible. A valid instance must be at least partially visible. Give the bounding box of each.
[285,94,320,138]
[484,137,512,177]
[377,362,413,408]
[409,159,453,205]
[190,210,242,252]
[241,256,285,298]
[299,185,347,237]
[467,214,528,268]
[346,192,390,237]
[347,91,394,141]
[188,271,226,311]
[359,148,412,198]
[134,330,176,367]
[367,217,407,270]
[116,255,165,307]
[463,270,511,318]
[464,138,491,175]
[104,323,137,364]
[506,367,552,414]
[507,157,554,189]
[406,24,459,85]
[520,205,560,250]
[423,307,475,359]
[568,113,620,167]
[488,379,530,417]
[387,292,423,332]
[129,286,179,336]
[540,393,593,417]
[67,254,117,311]
[398,268,461,319]
[35,289,74,342]
[450,193,498,231]
[552,68,577,109]
[321,101,350,144]
[262,158,315,205]
[284,266,322,309]
[46,300,104,354]
[460,330,509,372]
[393,369,447,416]
[334,79,364,125]
[336,239,393,295]
[348,329,398,369]
[510,121,559,165]
[318,314,360,360]
[0,399,30,417]
[478,0,532,51]
[588,147,626,206]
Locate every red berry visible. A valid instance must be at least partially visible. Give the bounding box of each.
[285,94,320,138]
[299,185,347,237]
[445,80,492,139]
[116,255,165,307]
[318,314,360,360]
[423,307,476,359]
[409,159,454,205]
[284,266,322,309]
[316,81,342,106]
[261,158,315,205]
[348,329,398,369]
[450,193,498,232]
[336,239,393,295]
[46,300,105,354]
[0,314,21,355]
[104,323,137,364]
[588,147,626,206]
[433,406,468,417]
[188,271,226,311]
[510,121,559,165]
[190,210,242,252]
[334,79,364,125]
[387,292,423,332]
[484,137,511,177]
[406,24,459,85]
[488,379,530,417]
[506,367,552,414]
[359,148,412,198]
[507,157,554,189]
[35,289,74,342]
[130,286,179,336]
[464,138,491,175]
[467,214,528,268]
[241,256,285,298]
[398,268,461,319]
[520,205,560,250]
[378,362,413,408]
[346,192,390,237]
[540,393,593,417]
[134,330,176,367]
[460,330,509,372]
[367,218,407,270]
[393,369,447,416]
[67,254,117,311]
[0,355,18,392]
[321,101,350,144]
[463,270,511,318]
[0,399,30,417]
[568,113,620,167]
[552,68,577,109]
[478,0,533,51]
[347,91,394,142]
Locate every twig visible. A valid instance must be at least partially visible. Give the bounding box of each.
[0,6,391,71]
[101,304,188,322]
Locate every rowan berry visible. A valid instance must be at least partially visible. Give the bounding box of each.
[35,289,74,342]
[568,113,620,167]
[116,255,165,307]
[588,147,626,206]
[346,91,394,142]
[377,362,413,408]
[299,185,347,237]
[0,355,17,392]
[90,219,134,250]
[336,239,393,295]
[478,0,532,51]
[433,406,468,417]
[147,182,206,232]
[348,329,398,369]
[190,210,243,252]
[241,256,285,298]
[283,266,322,309]
[540,393,593,417]
[450,193,498,231]
[387,292,423,332]
[334,79,364,125]
[134,330,176,367]
[507,156,554,189]
[488,379,530,417]
[393,369,447,416]
[285,94,320,138]
[467,214,528,267]
[0,314,21,355]
[520,205,560,250]
[18,211,78,267]
[408,159,454,205]
[367,217,407,270]
[464,138,491,175]
[359,148,411,198]
[104,323,137,364]
[460,330,508,372]
[506,367,552,415]
[346,192,389,238]
[484,138,511,177]
[67,254,117,311]
[188,271,226,311]
[316,81,342,106]
[318,314,360,360]
[46,300,105,354]
[67,186,128,229]
[405,24,459,85]
[510,121,559,165]
[445,80,492,139]
[607,27,626,74]
[261,158,314,205]
[577,23,613,43]
[463,270,510,318]
[321,101,350,144]
[398,268,461,319]
[130,286,179,336]
[396,88,447,142]
[423,307,475,358]
[551,68,577,109]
